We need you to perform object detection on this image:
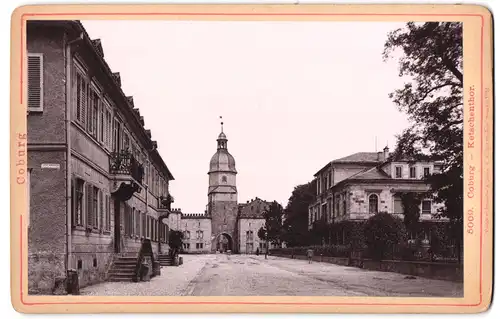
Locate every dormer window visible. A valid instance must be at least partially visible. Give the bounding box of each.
[395,166,403,178]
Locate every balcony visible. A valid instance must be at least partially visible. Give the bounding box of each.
[158,194,174,212]
[109,150,144,201]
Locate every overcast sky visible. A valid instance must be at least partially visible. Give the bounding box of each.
[81,20,411,213]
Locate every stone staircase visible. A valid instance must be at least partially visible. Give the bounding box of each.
[158,254,174,266]
[108,256,137,282]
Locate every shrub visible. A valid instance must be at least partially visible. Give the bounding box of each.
[363,212,407,260]
[269,245,350,258]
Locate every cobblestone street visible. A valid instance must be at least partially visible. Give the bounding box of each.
[81,254,463,297]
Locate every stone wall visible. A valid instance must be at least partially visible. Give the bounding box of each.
[272,254,462,282]
[28,150,67,295]
[210,201,238,252]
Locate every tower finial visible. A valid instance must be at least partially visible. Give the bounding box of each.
[220,116,224,133]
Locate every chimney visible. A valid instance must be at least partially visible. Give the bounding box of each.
[377,151,383,161]
[383,146,389,160]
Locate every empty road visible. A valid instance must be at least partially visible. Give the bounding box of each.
[81,254,463,297]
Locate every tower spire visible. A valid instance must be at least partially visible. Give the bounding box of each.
[217,116,227,150]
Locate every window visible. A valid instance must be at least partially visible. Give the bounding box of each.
[393,196,403,214]
[27,53,43,111]
[104,194,111,231]
[93,187,99,228]
[104,105,112,149]
[85,184,95,228]
[72,178,84,227]
[328,198,333,221]
[75,71,88,125]
[98,102,104,143]
[423,167,430,178]
[343,194,347,215]
[221,175,227,183]
[410,166,416,178]
[196,230,204,239]
[131,207,136,236]
[135,210,140,236]
[98,190,103,230]
[112,118,120,152]
[335,195,340,217]
[395,166,403,178]
[88,90,99,136]
[368,194,378,214]
[421,200,432,214]
[142,212,146,238]
[123,132,130,151]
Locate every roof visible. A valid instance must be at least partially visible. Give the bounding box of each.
[333,152,383,163]
[314,151,387,176]
[238,198,271,218]
[209,149,237,173]
[347,166,390,180]
[27,20,175,181]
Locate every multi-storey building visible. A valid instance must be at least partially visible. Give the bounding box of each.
[308,147,446,243]
[26,20,175,294]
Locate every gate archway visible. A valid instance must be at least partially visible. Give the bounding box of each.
[213,233,233,253]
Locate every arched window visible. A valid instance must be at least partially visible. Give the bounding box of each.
[369,194,379,213]
[221,175,227,183]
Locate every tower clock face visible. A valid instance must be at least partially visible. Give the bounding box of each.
[221,175,227,183]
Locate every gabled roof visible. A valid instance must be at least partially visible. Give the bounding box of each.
[347,166,390,180]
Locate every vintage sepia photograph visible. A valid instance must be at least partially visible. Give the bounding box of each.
[24,17,466,299]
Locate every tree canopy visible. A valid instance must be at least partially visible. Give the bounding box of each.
[258,201,285,244]
[281,182,316,247]
[383,22,463,259]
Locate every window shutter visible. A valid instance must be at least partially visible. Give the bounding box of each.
[106,195,111,231]
[86,184,92,227]
[27,54,43,111]
[71,178,76,227]
[99,190,103,230]
[81,80,88,128]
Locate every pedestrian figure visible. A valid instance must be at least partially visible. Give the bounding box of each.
[307,249,314,264]
[256,248,260,256]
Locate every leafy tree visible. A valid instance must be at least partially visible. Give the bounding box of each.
[310,219,329,245]
[429,224,447,261]
[399,192,423,238]
[259,201,285,245]
[282,182,316,247]
[168,230,184,256]
[383,22,463,261]
[364,212,407,260]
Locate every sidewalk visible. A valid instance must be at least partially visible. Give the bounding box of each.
[261,256,463,297]
[80,254,213,296]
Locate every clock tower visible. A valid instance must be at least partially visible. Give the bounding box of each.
[207,120,239,252]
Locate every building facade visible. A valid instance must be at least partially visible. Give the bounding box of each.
[308,147,447,243]
[26,20,175,294]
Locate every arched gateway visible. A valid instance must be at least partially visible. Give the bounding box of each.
[213,233,233,252]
